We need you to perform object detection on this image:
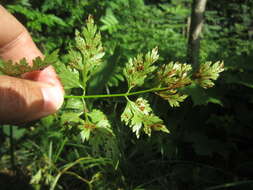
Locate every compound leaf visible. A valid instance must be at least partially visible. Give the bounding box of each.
[123,48,159,90]
[121,98,169,138]
[194,61,224,88]
[0,50,59,77]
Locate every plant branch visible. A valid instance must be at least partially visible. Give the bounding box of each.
[64,87,170,99]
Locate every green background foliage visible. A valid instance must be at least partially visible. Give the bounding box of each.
[1,0,253,189]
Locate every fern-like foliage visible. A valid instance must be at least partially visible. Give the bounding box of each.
[157,62,192,89]
[121,98,169,138]
[194,61,224,88]
[0,50,59,76]
[0,15,224,141]
[80,109,119,162]
[7,5,67,32]
[100,8,119,34]
[68,16,104,78]
[60,17,224,138]
[123,48,159,90]
[156,62,192,107]
[79,109,113,141]
[55,16,105,90]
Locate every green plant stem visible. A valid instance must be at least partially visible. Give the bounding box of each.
[82,97,89,121]
[50,157,110,190]
[80,50,89,122]
[64,87,169,99]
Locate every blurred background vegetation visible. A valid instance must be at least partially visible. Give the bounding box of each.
[1,0,253,189]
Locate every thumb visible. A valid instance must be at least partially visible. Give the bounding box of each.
[22,66,64,117]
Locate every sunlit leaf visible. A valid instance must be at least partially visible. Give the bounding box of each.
[121,98,169,138]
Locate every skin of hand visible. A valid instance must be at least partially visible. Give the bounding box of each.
[0,5,64,124]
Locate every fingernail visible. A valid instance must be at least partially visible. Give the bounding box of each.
[41,86,64,115]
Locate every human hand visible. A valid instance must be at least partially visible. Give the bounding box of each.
[0,5,64,124]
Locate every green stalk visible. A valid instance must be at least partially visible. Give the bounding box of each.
[80,49,89,122]
[64,87,169,99]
